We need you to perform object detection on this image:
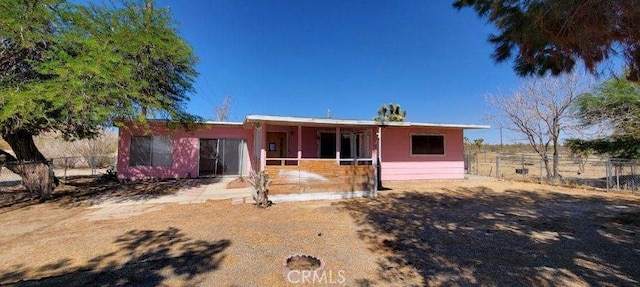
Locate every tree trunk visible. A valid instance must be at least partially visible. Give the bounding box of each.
[552,133,561,180]
[552,145,560,180]
[2,129,56,198]
[258,173,270,208]
[541,152,552,181]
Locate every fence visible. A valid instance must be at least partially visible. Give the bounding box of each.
[0,155,116,190]
[465,152,639,192]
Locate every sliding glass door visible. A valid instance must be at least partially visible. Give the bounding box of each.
[199,139,246,176]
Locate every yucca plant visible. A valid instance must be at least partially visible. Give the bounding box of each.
[374,103,407,122]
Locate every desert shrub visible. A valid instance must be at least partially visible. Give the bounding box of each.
[35,131,117,167]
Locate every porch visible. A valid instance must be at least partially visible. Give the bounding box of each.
[248,116,379,197]
[264,159,375,195]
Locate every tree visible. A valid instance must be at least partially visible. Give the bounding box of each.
[0,0,197,197]
[373,103,407,189]
[374,103,407,122]
[213,95,232,122]
[473,138,484,153]
[486,71,592,180]
[454,0,640,82]
[566,77,640,158]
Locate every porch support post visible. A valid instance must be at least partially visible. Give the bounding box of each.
[297,125,302,165]
[376,126,383,188]
[260,122,267,171]
[335,127,341,161]
[372,148,378,196]
[377,126,382,160]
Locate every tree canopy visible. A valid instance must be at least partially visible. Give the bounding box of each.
[0,0,197,195]
[0,0,197,158]
[453,0,640,82]
[567,77,640,158]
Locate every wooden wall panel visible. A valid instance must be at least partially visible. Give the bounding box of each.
[264,160,374,195]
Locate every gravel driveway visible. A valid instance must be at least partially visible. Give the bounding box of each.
[0,178,638,286]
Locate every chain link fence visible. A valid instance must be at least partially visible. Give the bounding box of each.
[0,155,116,191]
[465,152,639,192]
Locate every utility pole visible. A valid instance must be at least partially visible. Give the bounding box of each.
[500,127,503,150]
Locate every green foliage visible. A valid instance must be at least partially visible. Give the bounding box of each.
[454,0,640,82]
[0,0,198,142]
[568,77,640,158]
[374,103,407,122]
[566,136,640,159]
[575,78,640,137]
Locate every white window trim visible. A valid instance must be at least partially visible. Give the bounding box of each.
[409,133,446,157]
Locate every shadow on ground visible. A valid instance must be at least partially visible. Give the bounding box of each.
[0,227,230,286]
[0,176,224,213]
[338,187,640,286]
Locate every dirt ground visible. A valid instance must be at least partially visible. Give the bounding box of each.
[0,178,639,286]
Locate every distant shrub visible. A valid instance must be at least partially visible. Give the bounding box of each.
[34,130,117,167]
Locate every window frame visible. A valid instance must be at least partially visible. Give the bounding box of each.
[129,135,173,167]
[410,133,445,156]
[316,130,371,159]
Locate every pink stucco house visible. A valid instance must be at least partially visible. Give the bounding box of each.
[117,115,488,198]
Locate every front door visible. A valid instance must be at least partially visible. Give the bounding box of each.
[266,132,288,165]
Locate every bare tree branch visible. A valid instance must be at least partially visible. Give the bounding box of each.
[485,70,595,180]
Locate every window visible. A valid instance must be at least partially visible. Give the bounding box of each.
[319,132,337,158]
[129,136,173,166]
[411,135,444,155]
[318,131,369,159]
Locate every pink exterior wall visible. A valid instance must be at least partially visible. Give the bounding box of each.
[301,127,320,158]
[117,123,253,180]
[117,121,467,181]
[380,127,465,180]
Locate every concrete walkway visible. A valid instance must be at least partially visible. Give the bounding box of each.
[85,178,252,220]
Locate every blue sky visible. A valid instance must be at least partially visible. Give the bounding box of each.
[155,0,523,143]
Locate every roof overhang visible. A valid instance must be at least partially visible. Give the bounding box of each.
[201,120,244,126]
[116,115,490,130]
[244,115,490,130]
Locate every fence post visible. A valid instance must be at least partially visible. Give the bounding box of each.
[63,157,68,181]
[495,156,500,179]
[631,163,636,192]
[606,159,611,192]
[521,153,525,178]
[476,153,479,175]
[540,158,543,184]
[616,162,620,190]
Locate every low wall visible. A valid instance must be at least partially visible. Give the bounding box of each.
[264,160,375,195]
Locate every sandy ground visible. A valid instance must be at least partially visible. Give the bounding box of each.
[0,178,639,286]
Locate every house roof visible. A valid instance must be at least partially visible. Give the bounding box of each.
[200,120,244,126]
[244,115,489,129]
[126,115,489,129]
